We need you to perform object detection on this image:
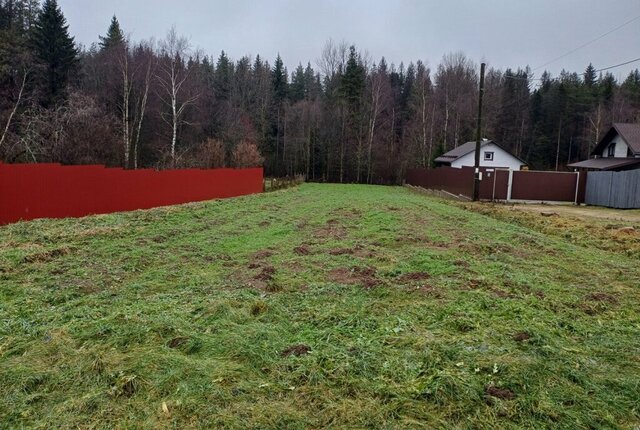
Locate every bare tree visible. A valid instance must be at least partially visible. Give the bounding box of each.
[131,41,156,169]
[0,68,29,151]
[155,27,199,168]
[365,66,384,183]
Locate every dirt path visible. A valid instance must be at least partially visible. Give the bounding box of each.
[509,203,640,224]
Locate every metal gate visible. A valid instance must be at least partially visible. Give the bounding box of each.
[585,169,640,209]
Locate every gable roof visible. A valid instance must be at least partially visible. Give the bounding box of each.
[567,157,640,171]
[434,140,526,165]
[592,123,640,156]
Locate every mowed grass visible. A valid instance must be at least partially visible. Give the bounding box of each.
[1,183,639,429]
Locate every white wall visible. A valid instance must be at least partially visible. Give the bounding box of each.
[450,142,524,170]
[601,134,629,158]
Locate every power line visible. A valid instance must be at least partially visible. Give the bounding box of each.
[532,14,640,71]
[594,57,640,73]
[502,56,640,83]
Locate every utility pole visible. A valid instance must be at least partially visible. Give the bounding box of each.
[472,62,486,202]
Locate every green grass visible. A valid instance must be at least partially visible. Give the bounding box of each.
[1,183,639,429]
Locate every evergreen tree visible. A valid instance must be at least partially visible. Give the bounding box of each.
[99,15,124,50]
[214,50,232,101]
[289,63,305,102]
[272,54,288,104]
[31,0,77,105]
[303,62,320,100]
[583,63,597,88]
[340,45,364,109]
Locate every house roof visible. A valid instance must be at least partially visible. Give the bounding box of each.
[434,140,526,165]
[592,123,640,156]
[567,157,640,171]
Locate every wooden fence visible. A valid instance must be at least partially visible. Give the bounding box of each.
[585,169,640,209]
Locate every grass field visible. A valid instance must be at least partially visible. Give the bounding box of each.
[1,183,639,429]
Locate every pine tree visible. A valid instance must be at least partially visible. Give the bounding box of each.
[99,15,124,50]
[31,0,78,105]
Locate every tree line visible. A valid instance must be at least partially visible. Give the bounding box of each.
[1,0,640,183]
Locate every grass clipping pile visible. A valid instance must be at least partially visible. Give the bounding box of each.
[462,202,640,258]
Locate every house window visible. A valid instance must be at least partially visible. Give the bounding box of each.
[484,151,494,161]
[607,143,615,157]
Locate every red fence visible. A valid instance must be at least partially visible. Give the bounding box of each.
[0,162,263,225]
[406,166,586,203]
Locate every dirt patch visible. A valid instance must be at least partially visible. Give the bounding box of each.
[413,284,441,297]
[466,278,489,290]
[23,247,71,263]
[247,262,261,269]
[283,261,306,274]
[313,225,348,241]
[258,221,270,227]
[281,344,311,357]
[397,272,431,282]
[615,226,636,234]
[485,385,516,400]
[255,265,276,282]
[462,278,515,298]
[585,292,618,303]
[328,247,355,256]
[394,235,426,244]
[454,259,470,268]
[491,288,513,298]
[293,245,312,255]
[510,204,640,224]
[326,218,340,225]
[328,266,380,289]
[513,332,531,342]
[253,250,274,260]
[167,337,188,348]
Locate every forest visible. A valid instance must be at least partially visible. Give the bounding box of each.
[1,0,640,183]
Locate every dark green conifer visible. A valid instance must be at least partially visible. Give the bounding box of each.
[99,15,124,50]
[31,0,77,105]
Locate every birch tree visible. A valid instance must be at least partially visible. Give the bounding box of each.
[0,68,28,150]
[131,42,155,169]
[155,27,198,168]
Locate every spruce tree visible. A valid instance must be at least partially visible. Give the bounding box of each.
[289,63,305,102]
[272,54,288,104]
[583,63,597,88]
[214,50,232,101]
[31,0,77,105]
[99,15,124,50]
[340,46,364,109]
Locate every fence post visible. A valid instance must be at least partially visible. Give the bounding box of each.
[573,171,580,205]
[506,170,514,201]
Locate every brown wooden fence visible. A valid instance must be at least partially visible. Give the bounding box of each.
[406,167,586,203]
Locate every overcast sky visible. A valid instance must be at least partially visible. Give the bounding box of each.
[59,0,640,81]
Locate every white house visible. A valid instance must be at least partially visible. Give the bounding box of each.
[434,139,526,171]
[568,123,640,171]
